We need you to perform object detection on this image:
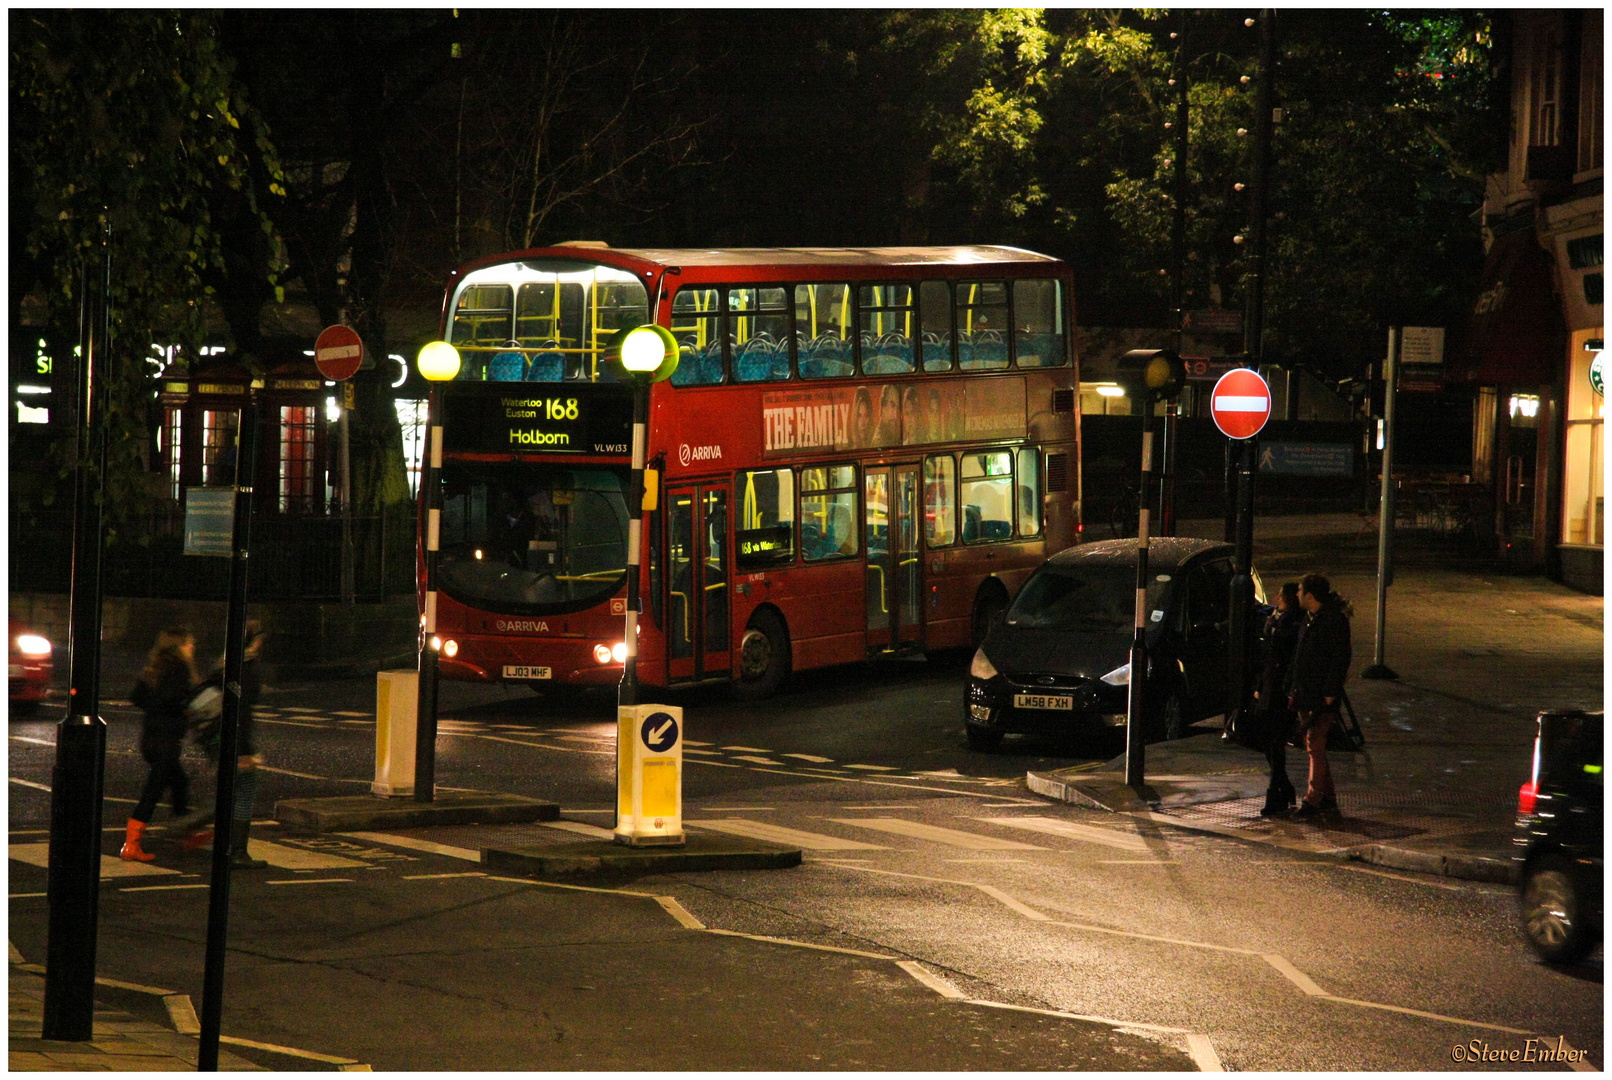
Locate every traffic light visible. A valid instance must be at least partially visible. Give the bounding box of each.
[1116,348,1186,402]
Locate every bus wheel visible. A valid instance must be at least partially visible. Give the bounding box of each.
[971,586,1009,650]
[733,610,790,701]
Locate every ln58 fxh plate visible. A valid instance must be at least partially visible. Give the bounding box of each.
[1013,693,1073,711]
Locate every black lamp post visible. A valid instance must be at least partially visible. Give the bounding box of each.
[413,340,462,802]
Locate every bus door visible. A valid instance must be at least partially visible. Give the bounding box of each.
[666,483,732,682]
[864,465,922,651]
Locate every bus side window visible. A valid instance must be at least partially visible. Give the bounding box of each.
[795,283,855,380]
[736,468,795,570]
[1017,446,1042,537]
[859,284,915,375]
[923,454,956,546]
[670,288,724,386]
[956,281,1009,371]
[730,287,790,383]
[648,502,663,629]
[960,451,1013,542]
[1012,279,1066,369]
[800,464,857,559]
[919,281,953,372]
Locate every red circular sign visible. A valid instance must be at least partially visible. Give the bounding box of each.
[1210,367,1272,440]
[314,324,364,381]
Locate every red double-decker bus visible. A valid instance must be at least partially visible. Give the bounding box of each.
[421,244,1081,698]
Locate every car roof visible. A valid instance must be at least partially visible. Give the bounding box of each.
[1044,537,1235,573]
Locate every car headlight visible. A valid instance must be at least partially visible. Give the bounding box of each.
[1100,662,1129,686]
[969,648,998,681]
[16,634,51,658]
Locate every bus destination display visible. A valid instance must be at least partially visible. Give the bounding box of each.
[441,383,633,456]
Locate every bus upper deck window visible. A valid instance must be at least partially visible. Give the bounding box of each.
[730,287,790,383]
[956,281,1009,371]
[670,288,723,386]
[919,281,953,372]
[451,284,514,351]
[858,284,915,376]
[1013,279,1066,369]
[795,283,854,380]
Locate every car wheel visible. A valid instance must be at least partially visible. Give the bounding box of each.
[966,723,1003,752]
[1148,687,1186,742]
[971,588,1009,650]
[1521,854,1591,964]
[732,610,790,701]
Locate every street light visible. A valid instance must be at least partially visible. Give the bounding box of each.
[413,340,460,803]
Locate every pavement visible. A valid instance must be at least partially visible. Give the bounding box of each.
[1026,511,1605,887]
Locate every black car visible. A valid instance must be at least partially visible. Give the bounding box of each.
[1514,709,1603,964]
[964,537,1262,751]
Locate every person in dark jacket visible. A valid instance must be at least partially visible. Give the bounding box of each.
[1254,581,1304,816]
[122,627,198,861]
[180,620,269,868]
[1286,573,1353,822]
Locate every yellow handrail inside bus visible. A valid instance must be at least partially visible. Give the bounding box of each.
[867,562,888,614]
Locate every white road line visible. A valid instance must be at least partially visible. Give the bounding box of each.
[257,763,364,782]
[241,840,367,869]
[541,820,616,840]
[702,928,895,959]
[699,806,775,811]
[218,1034,364,1066]
[973,884,1051,921]
[1337,863,1461,890]
[960,998,1191,1034]
[730,755,784,766]
[1099,860,1175,865]
[267,878,355,885]
[164,993,201,1034]
[120,884,209,892]
[259,718,329,729]
[337,831,481,861]
[687,818,886,850]
[977,816,1152,852]
[95,974,180,995]
[844,764,898,771]
[1186,1032,1224,1072]
[720,745,772,752]
[10,941,26,964]
[10,777,52,792]
[897,960,966,999]
[829,818,1042,850]
[684,749,724,756]
[843,804,921,810]
[281,707,322,713]
[9,843,182,878]
[655,896,705,929]
[1262,953,1329,996]
[1558,1039,1598,1071]
[782,753,834,763]
[1321,994,1536,1035]
[9,736,54,747]
[10,893,46,899]
[332,711,371,717]
[682,740,712,746]
[402,872,488,880]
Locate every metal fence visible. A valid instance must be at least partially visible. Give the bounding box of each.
[10,505,417,601]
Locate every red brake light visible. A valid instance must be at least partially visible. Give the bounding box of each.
[1517,781,1538,815]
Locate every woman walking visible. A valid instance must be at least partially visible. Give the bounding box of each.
[1287,574,1353,822]
[179,620,269,868]
[1255,581,1305,817]
[121,627,199,861]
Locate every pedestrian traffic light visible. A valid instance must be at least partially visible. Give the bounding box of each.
[1117,348,1186,402]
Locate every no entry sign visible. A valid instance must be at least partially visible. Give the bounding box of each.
[1210,367,1272,440]
[314,324,364,381]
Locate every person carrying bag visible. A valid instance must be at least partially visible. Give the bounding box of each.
[1286,574,1353,823]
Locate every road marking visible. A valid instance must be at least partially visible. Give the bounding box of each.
[731,755,784,766]
[95,974,180,995]
[1186,1032,1224,1072]
[120,884,209,892]
[266,878,355,885]
[9,941,24,964]
[698,806,775,811]
[337,831,480,862]
[9,843,181,878]
[10,893,46,899]
[1262,953,1328,996]
[562,808,615,814]
[687,819,885,850]
[10,736,54,747]
[556,734,609,742]
[259,718,329,729]
[897,960,965,999]
[332,711,371,717]
[843,804,921,810]
[973,884,1050,921]
[1337,863,1461,890]
[684,749,724,755]
[655,896,705,929]
[1559,1039,1597,1071]
[541,821,615,840]
[250,839,369,869]
[721,745,772,752]
[402,872,488,880]
[977,816,1151,852]
[1099,860,1174,865]
[218,1034,365,1067]
[1133,810,1352,856]
[702,928,895,959]
[830,818,1042,850]
[844,764,898,771]
[960,998,1191,1034]
[682,740,712,746]
[258,763,364,782]
[281,706,322,713]
[782,753,834,763]
[165,993,201,1034]
[1322,994,1536,1035]
[10,777,52,792]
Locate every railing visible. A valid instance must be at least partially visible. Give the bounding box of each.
[9,505,417,602]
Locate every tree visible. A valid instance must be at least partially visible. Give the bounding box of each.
[10,9,283,521]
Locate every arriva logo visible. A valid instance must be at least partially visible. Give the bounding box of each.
[679,443,722,466]
[495,619,550,633]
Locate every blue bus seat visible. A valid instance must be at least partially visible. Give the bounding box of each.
[984,519,1012,540]
[488,351,526,381]
[963,505,982,542]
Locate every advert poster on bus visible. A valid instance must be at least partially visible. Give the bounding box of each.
[441,383,632,456]
[760,378,1026,458]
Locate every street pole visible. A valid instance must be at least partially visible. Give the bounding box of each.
[616,373,650,831]
[1362,328,1400,680]
[1163,8,1188,539]
[197,401,259,1072]
[1125,427,1154,789]
[42,221,112,1042]
[340,381,354,604]
[414,385,443,802]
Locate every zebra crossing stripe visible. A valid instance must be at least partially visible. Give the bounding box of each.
[828,818,1042,850]
[976,816,1151,853]
[686,819,885,851]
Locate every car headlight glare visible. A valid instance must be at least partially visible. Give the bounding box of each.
[15,634,51,658]
[969,648,998,680]
[1100,662,1130,686]
[611,642,628,663]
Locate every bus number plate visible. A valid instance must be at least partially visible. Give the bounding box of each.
[503,665,552,680]
[1013,693,1073,711]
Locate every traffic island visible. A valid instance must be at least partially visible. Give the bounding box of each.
[273,790,560,832]
[483,833,801,881]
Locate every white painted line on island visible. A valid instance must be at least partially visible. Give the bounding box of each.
[687,819,886,851]
[338,831,481,861]
[1262,953,1328,996]
[1186,1032,1225,1072]
[830,818,1042,850]
[897,960,965,999]
[541,820,616,840]
[656,896,705,929]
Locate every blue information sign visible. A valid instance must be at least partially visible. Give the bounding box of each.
[183,490,236,556]
[1257,441,1354,477]
[640,711,679,752]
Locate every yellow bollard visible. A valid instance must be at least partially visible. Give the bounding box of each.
[372,670,418,796]
[614,704,684,846]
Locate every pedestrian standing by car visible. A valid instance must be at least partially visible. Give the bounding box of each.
[121,627,198,861]
[1255,581,1304,817]
[1287,574,1353,822]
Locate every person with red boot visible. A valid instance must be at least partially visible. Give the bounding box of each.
[121,628,198,861]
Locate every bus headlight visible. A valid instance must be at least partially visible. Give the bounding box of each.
[593,644,613,664]
[611,642,628,663]
[429,635,442,652]
[15,634,51,657]
[442,639,458,658]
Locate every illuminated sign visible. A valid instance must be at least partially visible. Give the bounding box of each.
[441,382,632,455]
[759,378,1027,459]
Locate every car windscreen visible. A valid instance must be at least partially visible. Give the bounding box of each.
[437,462,628,616]
[1006,563,1173,633]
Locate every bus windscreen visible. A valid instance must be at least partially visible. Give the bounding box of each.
[437,463,629,615]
